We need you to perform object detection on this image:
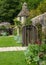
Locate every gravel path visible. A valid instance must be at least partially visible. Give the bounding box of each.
[0,47,27,52]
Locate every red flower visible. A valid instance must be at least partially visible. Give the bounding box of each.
[35,40,41,45]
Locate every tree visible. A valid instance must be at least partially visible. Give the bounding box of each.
[30,9,41,18]
[0,0,45,24]
[37,0,46,13]
[0,0,21,24]
[30,0,46,18]
[21,0,43,9]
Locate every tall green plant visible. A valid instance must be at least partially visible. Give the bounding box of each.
[13,18,22,35]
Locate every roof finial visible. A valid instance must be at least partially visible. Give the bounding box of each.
[22,2,27,10]
[18,2,29,17]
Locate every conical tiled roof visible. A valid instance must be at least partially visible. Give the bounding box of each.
[18,2,29,17]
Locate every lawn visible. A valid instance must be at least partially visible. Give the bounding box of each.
[0,51,27,65]
[0,36,22,47]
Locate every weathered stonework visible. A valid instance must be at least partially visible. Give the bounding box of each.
[31,12,46,33]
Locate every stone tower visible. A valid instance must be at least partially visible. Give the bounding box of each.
[17,2,29,24]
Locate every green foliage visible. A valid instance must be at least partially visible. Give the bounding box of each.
[13,29,17,35]
[0,32,9,36]
[0,0,46,24]
[30,0,46,18]
[25,17,32,25]
[25,44,46,65]
[30,9,41,18]
[0,0,21,23]
[36,23,42,42]
[37,0,46,13]
[13,18,22,27]
[0,25,9,36]
[0,25,6,29]
[20,0,43,9]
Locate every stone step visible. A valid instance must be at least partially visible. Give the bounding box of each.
[0,47,27,52]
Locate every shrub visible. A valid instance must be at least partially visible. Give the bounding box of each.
[0,31,9,36]
[24,43,46,65]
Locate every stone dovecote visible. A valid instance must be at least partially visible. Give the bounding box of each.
[17,2,29,24]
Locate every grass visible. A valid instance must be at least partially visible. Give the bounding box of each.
[0,36,22,47]
[0,51,27,65]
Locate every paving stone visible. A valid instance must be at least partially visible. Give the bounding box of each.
[0,47,27,52]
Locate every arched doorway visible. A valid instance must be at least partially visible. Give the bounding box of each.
[22,25,38,46]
